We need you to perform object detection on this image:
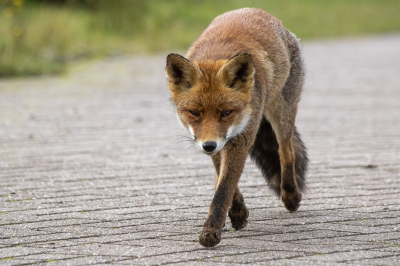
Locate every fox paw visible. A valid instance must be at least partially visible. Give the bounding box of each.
[228,204,249,230]
[199,228,221,247]
[281,190,302,212]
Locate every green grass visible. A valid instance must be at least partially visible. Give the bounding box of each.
[1,0,400,77]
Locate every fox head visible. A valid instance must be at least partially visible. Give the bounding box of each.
[166,53,255,155]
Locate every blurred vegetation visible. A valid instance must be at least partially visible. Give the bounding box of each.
[1,0,400,77]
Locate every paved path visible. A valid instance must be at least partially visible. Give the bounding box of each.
[0,35,399,265]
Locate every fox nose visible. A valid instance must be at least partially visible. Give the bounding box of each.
[202,141,217,152]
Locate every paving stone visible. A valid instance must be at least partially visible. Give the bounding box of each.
[1,34,400,265]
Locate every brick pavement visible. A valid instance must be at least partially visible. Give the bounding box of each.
[0,35,399,265]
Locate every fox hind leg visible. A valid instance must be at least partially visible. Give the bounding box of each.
[250,34,308,211]
[263,108,304,212]
[263,34,307,212]
[275,33,307,212]
[275,124,306,212]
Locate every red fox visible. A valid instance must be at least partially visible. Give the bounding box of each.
[166,8,308,247]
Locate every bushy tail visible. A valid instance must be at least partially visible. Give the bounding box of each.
[248,117,308,196]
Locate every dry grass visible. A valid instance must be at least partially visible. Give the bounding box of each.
[1,0,399,77]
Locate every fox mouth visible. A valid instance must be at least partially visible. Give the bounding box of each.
[197,145,218,156]
[203,150,217,156]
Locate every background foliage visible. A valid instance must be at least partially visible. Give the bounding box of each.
[1,0,400,76]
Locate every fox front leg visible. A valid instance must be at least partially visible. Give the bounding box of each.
[228,186,249,230]
[199,146,248,247]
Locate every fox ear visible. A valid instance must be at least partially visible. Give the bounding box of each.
[166,53,200,93]
[218,53,254,92]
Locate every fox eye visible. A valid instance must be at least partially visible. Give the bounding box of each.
[221,110,233,118]
[189,110,200,117]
